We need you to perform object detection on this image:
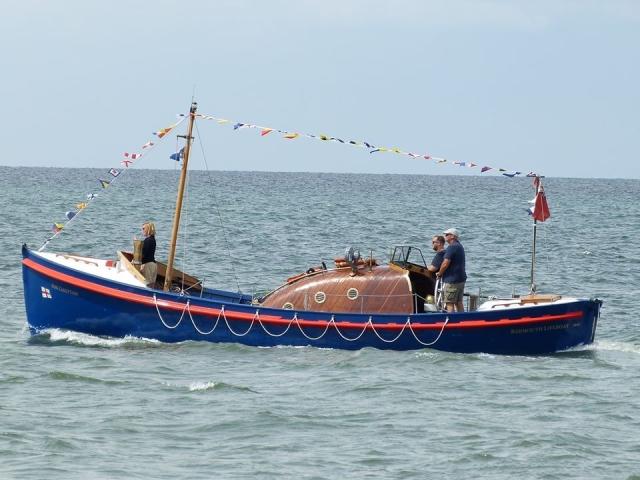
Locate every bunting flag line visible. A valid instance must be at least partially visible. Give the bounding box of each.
[39,115,187,251]
[196,112,537,178]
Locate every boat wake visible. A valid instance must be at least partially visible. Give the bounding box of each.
[590,339,640,355]
[29,328,162,348]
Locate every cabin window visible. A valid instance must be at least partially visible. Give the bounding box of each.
[283,302,294,310]
[347,288,359,300]
[314,291,326,304]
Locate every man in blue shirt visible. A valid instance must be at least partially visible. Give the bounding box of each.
[427,235,446,275]
[436,228,467,312]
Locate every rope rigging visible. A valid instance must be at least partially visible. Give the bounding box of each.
[194,121,242,294]
[152,295,450,347]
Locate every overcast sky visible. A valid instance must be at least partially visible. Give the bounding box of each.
[2,0,638,178]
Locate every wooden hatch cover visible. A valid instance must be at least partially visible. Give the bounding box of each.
[259,264,414,314]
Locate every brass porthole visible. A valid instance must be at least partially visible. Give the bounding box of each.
[314,291,326,304]
[347,288,359,300]
[283,302,294,310]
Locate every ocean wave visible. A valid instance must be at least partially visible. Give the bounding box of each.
[161,380,257,393]
[592,339,640,355]
[31,329,161,348]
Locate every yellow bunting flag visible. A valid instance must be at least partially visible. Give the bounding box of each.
[153,124,175,138]
[283,133,299,140]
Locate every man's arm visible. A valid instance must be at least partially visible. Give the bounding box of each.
[436,258,450,278]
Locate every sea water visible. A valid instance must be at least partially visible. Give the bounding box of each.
[1,167,639,479]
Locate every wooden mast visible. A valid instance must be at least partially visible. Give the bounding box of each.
[163,101,198,291]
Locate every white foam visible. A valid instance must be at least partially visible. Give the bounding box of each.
[188,381,217,391]
[591,340,640,355]
[44,329,159,347]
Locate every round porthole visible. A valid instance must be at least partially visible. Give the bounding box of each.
[283,302,294,310]
[347,288,359,300]
[314,291,326,304]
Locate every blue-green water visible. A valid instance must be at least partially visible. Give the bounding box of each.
[1,167,639,479]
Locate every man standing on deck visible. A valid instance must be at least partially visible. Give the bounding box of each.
[427,235,446,275]
[436,228,467,312]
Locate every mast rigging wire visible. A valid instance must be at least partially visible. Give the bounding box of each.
[194,121,242,293]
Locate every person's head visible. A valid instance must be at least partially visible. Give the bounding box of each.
[443,228,460,244]
[431,235,445,251]
[142,222,156,237]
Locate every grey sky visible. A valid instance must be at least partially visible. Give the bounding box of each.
[2,0,638,178]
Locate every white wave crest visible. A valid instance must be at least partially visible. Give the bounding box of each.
[44,329,160,347]
[592,340,640,355]
[188,381,217,391]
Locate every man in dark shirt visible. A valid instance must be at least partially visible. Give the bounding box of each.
[436,228,467,312]
[427,235,446,275]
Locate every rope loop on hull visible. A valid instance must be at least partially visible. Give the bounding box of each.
[293,314,334,341]
[153,294,189,329]
[188,304,223,335]
[256,310,295,338]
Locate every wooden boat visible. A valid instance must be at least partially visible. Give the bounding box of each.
[21,102,602,354]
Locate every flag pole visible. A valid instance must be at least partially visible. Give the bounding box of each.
[530,218,537,294]
[529,174,550,294]
[164,101,198,291]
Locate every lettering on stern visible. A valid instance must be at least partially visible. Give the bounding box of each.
[510,321,581,335]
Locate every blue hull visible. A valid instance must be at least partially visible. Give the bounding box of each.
[21,246,601,354]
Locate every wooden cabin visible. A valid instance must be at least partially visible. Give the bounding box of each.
[259,246,436,314]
